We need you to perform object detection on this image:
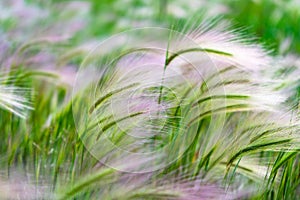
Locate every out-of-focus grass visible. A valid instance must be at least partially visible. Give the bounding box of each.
[223,0,300,55]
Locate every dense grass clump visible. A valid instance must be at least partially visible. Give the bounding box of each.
[0,0,299,199]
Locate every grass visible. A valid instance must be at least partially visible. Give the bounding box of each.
[0,0,300,199]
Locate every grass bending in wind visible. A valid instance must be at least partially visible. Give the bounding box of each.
[89,82,140,114]
[61,21,299,199]
[165,47,233,66]
[1,11,300,199]
[0,75,33,118]
[71,20,299,198]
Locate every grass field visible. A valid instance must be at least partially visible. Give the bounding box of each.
[0,0,300,199]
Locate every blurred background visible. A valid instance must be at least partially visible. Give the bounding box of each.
[2,0,300,102]
[1,0,300,54]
